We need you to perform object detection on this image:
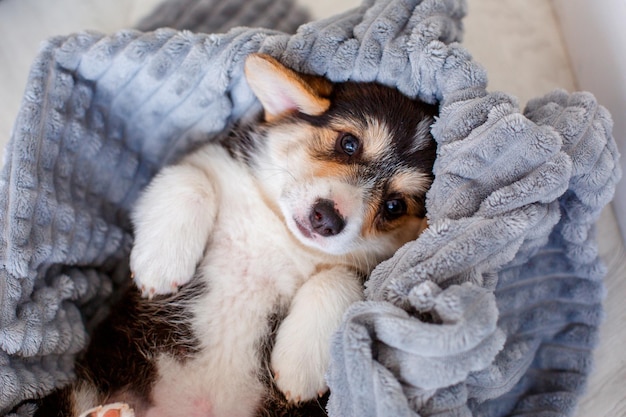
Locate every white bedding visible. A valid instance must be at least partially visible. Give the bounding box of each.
[0,0,623,415]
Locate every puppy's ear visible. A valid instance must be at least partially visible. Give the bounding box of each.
[244,53,331,122]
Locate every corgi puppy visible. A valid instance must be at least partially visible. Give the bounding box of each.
[34,53,438,417]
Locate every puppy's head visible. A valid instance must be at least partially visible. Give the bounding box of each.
[244,54,438,270]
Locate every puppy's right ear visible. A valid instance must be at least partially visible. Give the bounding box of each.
[244,53,331,122]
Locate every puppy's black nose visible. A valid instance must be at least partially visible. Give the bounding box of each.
[309,199,345,237]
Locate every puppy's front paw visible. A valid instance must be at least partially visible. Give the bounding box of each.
[78,403,135,417]
[271,327,328,403]
[130,238,198,298]
[271,347,328,403]
[129,163,218,298]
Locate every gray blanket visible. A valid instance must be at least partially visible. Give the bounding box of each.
[0,0,620,416]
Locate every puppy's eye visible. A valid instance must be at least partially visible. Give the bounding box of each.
[383,198,407,220]
[337,133,360,156]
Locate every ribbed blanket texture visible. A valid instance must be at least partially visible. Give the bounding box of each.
[0,0,620,416]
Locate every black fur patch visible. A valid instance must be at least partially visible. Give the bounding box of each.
[256,390,330,417]
[218,116,262,166]
[81,280,202,400]
[298,82,438,175]
[35,278,204,415]
[34,385,75,417]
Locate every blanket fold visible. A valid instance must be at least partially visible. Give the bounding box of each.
[0,0,620,416]
[327,87,617,416]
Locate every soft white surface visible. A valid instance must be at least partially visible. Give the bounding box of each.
[552,0,626,247]
[0,0,623,416]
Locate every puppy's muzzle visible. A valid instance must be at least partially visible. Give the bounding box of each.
[309,199,345,237]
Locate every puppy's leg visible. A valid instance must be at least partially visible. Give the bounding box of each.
[130,163,218,296]
[271,266,363,402]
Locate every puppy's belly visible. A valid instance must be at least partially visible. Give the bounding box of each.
[142,200,321,417]
[144,355,262,417]
[140,259,297,417]
[140,268,281,416]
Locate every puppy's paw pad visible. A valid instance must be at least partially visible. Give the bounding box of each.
[283,391,302,404]
[79,403,134,417]
[271,329,329,402]
[271,363,327,404]
[130,263,194,297]
[139,285,160,300]
[130,242,197,296]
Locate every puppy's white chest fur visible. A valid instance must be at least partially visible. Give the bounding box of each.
[200,148,318,297]
[131,145,360,417]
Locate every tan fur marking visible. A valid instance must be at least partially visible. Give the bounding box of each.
[361,211,426,240]
[362,117,392,160]
[312,159,358,179]
[360,200,383,237]
[298,73,333,98]
[389,171,431,197]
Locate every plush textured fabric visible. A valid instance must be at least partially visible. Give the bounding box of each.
[0,0,620,416]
